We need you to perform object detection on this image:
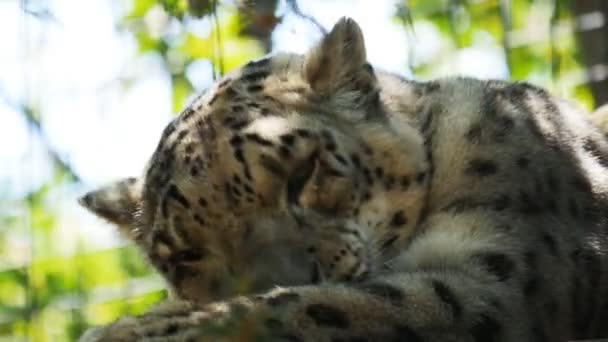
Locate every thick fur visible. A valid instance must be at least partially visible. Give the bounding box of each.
[80,18,608,341]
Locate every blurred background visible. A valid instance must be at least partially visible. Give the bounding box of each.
[1,0,607,340]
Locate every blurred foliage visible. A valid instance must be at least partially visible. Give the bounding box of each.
[403,0,595,109]
[1,0,604,341]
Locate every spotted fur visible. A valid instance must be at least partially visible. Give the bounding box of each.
[80,18,608,341]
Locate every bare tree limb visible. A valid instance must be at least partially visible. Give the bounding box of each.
[285,0,327,35]
[571,0,608,108]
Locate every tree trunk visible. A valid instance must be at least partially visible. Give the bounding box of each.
[571,0,608,108]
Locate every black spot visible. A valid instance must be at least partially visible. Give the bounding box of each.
[193,214,205,226]
[247,84,264,92]
[493,195,511,211]
[181,108,195,121]
[391,325,424,342]
[267,292,301,306]
[190,166,199,177]
[492,116,514,141]
[546,198,558,213]
[524,251,536,268]
[516,156,530,168]
[244,166,253,180]
[305,304,349,328]
[466,124,482,143]
[278,145,292,159]
[208,94,219,105]
[362,192,371,202]
[275,334,302,342]
[425,81,441,92]
[295,129,312,138]
[242,70,270,83]
[334,154,348,165]
[245,133,273,147]
[432,280,462,318]
[260,108,271,116]
[519,190,542,215]
[280,134,296,146]
[471,314,501,342]
[356,282,404,305]
[542,234,558,256]
[466,159,498,177]
[167,184,190,209]
[583,137,608,168]
[523,277,539,297]
[231,105,245,113]
[571,176,592,193]
[474,252,514,281]
[247,101,261,109]
[531,322,551,342]
[390,210,408,227]
[381,235,399,249]
[198,197,208,207]
[231,185,242,197]
[245,58,271,69]
[152,230,174,249]
[374,167,384,179]
[400,176,411,189]
[420,105,436,133]
[234,149,245,163]
[243,183,254,195]
[169,248,205,263]
[416,172,426,184]
[218,77,231,88]
[264,318,283,330]
[568,198,580,218]
[362,168,373,184]
[165,323,179,335]
[325,142,337,151]
[350,154,361,168]
[184,143,195,155]
[161,121,177,140]
[229,135,244,146]
[176,129,189,141]
[229,120,250,131]
[546,171,559,193]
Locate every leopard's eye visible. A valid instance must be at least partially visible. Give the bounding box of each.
[287,150,319,205]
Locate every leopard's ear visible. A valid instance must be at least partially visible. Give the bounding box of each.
[303,17,377,104]
[79,177,142,241]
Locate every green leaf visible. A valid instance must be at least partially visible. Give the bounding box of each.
[188,0,213,18]
[161,0,188,19]
[126,0,157,19]
[172,73,194,113]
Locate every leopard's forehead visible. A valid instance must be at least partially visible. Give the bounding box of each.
[139,53,314,222]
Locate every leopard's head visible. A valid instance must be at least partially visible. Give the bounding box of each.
[80,18,429,304]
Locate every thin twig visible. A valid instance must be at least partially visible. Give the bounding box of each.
[285,0,327,35]
[395,3,417,74]
[549,0,561,86]
[498,0,513,77]
[446,0,464,49]
[212,0,224,78]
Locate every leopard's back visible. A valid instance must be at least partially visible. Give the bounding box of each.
[395,76,608,339]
